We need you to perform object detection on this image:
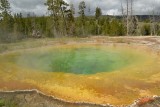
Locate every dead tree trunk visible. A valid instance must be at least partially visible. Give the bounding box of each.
[126,0,129,36]
[121,0,125,25]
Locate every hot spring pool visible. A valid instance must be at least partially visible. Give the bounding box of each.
[0,44,160,105]
[11,46,144,74]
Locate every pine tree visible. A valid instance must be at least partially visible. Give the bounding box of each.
[0,0,10,18]
[78,1,86,36]
[0,0,11,30]
[65,3,75,36]
[95,7,102,35]
[95,7,102,20]
[0,0,14,42]
[102,17,110,35]
[45,0,69,37]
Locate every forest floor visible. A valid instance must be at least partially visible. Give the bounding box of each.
[0,36,160,107]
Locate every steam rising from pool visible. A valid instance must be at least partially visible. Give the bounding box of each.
[14,46,144,74]
[1,44,160,105]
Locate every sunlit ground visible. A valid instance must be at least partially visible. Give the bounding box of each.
[0,44,160,105]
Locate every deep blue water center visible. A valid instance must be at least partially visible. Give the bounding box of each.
[17,46,140,74]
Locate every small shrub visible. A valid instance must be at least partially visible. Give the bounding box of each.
[0,45,9,53]
[0,99,5,107]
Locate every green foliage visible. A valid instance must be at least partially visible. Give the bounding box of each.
[110,19,120,36]
[95,7,102,35]
[45,0,70,36]
[95,7,102,19]
[0,0,10,18]
[0,0,12,42]
[0,99,5,107]
[1,0,160,43]
[78,1,86,36]
[0,100,18,107]
[141,24,151,36]
[78,1,86,20]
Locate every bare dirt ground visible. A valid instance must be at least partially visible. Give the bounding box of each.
[0,36,160,107]
[1,36,160,54]
[0,90,160,107]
